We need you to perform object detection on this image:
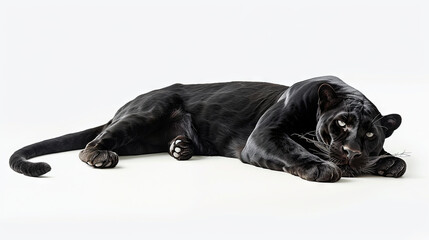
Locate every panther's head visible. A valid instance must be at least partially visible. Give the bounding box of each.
[315,83,401,176]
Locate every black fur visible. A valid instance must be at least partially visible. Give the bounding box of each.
[9,76,406,181]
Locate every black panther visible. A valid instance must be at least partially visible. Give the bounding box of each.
[9,76,406,182]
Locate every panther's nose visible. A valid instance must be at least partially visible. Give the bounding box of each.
[342,145,362,160]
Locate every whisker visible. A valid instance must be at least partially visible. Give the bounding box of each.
[393,151,411,158]
[374,123,388,130]
[361,151,410,174]
[291,133,333,160]
[292,133,330,149]
[370,113,383,125]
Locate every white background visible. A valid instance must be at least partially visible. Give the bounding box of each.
[1,0,428,239]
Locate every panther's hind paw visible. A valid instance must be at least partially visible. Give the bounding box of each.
[169,135,193,160]
[79,147,119,168]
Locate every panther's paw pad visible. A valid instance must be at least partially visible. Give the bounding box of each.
[169,135,193,160]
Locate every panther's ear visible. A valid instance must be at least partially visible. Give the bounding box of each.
[380,114,402,138]
[318,83,341,113]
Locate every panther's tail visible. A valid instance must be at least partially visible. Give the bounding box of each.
[9,125,105,177]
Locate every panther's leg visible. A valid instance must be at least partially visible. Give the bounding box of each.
[167,110,198,161]
[79,115,160,168]
[79,92,184,168]
[240,101,341,182]
[241,133,341,182]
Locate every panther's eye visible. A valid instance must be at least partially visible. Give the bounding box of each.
[337,120,346,127]
[366,132,374,138]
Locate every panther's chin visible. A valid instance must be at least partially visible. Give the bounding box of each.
[327,151,366,177]
[338,164,361,177]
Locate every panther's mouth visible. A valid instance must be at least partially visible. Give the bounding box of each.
[327,149,369,177]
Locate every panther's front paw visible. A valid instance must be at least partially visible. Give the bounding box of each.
[169,135,194,160]
[79,147,119,168]
[374,157,406,177]
[284,161,341,182]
